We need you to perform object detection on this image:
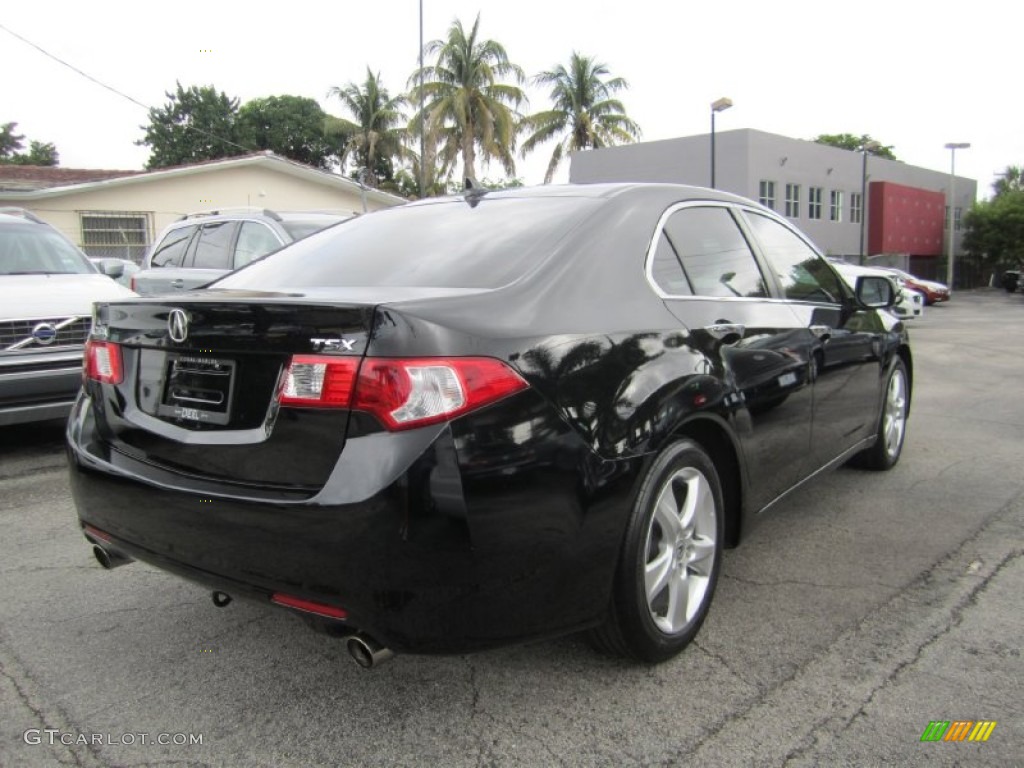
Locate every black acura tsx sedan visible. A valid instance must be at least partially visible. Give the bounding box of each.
[67,183,910,666]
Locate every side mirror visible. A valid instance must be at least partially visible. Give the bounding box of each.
[99,259,125,279]
[855,275,896,308]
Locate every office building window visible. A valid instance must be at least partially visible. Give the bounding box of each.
[850,193,862,224]
[954,207,963,231]
[785,183,800,218]
[759,180,776,210]
[830,190,844,222]
[808,187,823,220]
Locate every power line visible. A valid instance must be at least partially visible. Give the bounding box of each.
[0,22,255,157]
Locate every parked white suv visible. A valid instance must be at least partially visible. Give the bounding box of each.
[132,208,349,295]
[0,208,136,426]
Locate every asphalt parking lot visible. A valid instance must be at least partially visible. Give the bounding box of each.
[2,289,1021,767]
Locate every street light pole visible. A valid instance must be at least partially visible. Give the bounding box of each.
[418,0,425,198]
[859,140,880,265]
[944,142,970,290]
[710,97,732,189]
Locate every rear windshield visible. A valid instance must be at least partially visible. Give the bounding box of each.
[280,216,347,241]
[0,224,95,275]
[216,197,600,290]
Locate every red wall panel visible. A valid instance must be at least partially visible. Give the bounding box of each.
[868,181,945,257]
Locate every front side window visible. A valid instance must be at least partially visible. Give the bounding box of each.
[830,191,844,222]
[745,213,843,304]
[808,187,823,220]
[191,222,237,270]
[759,180,776,210]
[661,206,767,299]
[785,184,800,218]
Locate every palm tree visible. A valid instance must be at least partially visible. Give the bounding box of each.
[993,165,1024,198]
[521,53,641,183]
[325,68,407,186]
[410,15,527,185]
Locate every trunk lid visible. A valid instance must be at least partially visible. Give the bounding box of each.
[90,296,374,492]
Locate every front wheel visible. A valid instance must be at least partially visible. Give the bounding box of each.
[589,440,724,662]
[852,358,909,470]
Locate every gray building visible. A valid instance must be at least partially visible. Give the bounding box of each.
[570,129,977,279]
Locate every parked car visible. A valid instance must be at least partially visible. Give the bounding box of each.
[68,184,911,665]
[831,261,923,319]
[89,257,140,288]
[1002,269,1020,293]
[0,208,136,426]
[880,268,950,305]
[132,208,350,295]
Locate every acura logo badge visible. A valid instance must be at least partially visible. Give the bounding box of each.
[168,309,189,343]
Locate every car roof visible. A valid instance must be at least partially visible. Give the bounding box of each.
[409,182,753,205]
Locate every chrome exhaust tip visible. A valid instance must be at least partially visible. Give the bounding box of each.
[93,545,132,570]
[212,591,233,608]
[345,634,394,669]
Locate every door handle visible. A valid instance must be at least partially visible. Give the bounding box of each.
[704,323,745,343]
[810,325,832,342]
[171,279,185,289]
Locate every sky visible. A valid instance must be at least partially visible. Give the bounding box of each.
[1,0,1019,199]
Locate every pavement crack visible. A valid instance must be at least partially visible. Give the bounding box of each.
[693,641,760,692]
[721,572,897,591]
[840,548,1021,729]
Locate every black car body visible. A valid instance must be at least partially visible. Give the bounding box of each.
[67,184,911,663]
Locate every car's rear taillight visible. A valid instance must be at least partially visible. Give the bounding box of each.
[278,355,359,407]
[277,355,529,429]
[353,358,528,430]
[84,340,123,385]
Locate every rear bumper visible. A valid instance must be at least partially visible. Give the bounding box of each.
[67,391,639,653]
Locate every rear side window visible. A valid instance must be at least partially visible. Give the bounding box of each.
[234,222,281,268]
[649,232,693,295]
[191,222,237,270]
[150,224,198,268]
[217,197,601,290]
[744,213,843,304]
[662,207,767,298]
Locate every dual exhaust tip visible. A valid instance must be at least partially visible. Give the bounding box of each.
[213,591,392,669]
[211,593,391,667]
[93,545,132,570]
[91,548,393,669]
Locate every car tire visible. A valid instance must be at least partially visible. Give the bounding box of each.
[589,439,723,662]
[852,358,909,471]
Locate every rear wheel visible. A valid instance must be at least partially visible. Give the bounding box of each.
[590,440,723,662]
[852,359,909,470]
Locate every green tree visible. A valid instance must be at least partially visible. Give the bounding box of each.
[137,82,247,169]
[992,165,1024,198]
[410,15,527,184]
[236,95,337,169]
[963,190,1024,267]
[812,133,897,160]
[0,122,59,166]
[325,68,407,186]
[521,52,640,183]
